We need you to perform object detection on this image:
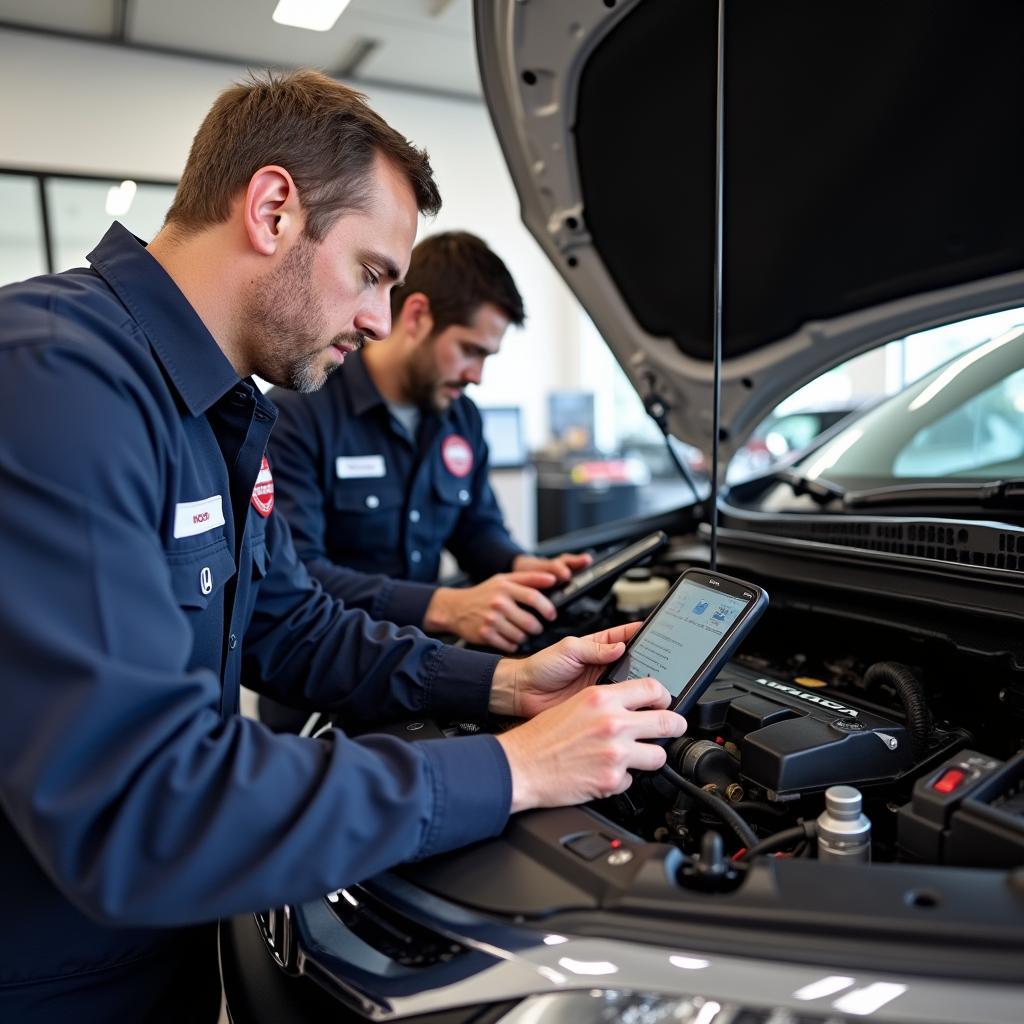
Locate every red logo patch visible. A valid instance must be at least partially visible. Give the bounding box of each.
[441,434,474,478]
[251,456,274,518]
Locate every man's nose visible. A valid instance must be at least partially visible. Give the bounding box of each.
[355,296,391,341]
[462,359,484,385]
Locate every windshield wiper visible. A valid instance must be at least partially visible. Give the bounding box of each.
[774,468,845,506]
[843,478,1024,510]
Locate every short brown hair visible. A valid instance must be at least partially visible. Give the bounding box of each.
[391,231,526,332]
[165,69,441,239]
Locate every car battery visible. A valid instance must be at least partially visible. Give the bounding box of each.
[945,750,1024,868]
[897,749,1024,866]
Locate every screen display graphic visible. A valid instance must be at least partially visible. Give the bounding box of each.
[606,578,750,696]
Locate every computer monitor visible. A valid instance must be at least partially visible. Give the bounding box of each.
[548,390,596,449]
[480,406,527,468]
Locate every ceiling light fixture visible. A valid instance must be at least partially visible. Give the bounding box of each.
[272,0,353,32]
[105,180,137,217]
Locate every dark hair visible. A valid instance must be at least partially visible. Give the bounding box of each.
[165,69,441,239]
[391,231,526,331]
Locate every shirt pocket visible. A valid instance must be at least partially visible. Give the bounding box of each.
[329,480,404,557]
[431,458,473,536]
[165,537,237,610]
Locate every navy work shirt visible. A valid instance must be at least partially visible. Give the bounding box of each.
[0,224,510,1023]
[268,350,523,627]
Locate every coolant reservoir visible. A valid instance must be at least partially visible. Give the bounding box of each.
[613,569,669,616]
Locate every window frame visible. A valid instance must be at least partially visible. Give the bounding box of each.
[0,165,177,275]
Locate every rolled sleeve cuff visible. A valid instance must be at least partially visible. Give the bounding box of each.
[372,578,438,628]
[427,644,501,717]
[416,734,511,858]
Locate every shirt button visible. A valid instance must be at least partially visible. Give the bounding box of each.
[458,489,470,502]
[228,633,238,650]
[365,495,380,509]
[409,509,421,523]
[410,550,422,564]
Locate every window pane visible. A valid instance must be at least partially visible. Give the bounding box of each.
[45,178,176,272]
[0,173,47,286]
[893,366,1024,478]
[728,306,1024,484]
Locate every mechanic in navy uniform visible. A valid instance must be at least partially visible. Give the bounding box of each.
[269,231,591,654]
[0,71,685,1023]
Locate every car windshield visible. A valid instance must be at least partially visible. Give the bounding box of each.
[792,326,1024,490]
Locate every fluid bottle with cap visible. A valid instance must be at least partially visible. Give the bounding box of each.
[817,785,872,863]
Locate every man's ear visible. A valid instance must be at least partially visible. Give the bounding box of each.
[399,292,434,342]
[241,165,302,256]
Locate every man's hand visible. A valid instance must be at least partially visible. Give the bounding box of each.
[422,572,558,652]
[497,678,687,811]
[489,621,644,717]
[513,551,593,583]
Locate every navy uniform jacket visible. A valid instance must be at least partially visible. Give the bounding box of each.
[0,224,510,1023]
[268,350,523,628]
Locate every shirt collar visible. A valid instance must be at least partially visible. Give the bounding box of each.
[341,348,389,417]
[341,348,454,430]
[87,222,241,417]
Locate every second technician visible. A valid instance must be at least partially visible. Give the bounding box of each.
[269,231,590,652]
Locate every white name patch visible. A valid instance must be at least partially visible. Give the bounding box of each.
[336,455,386,479]
[173,495,225,539]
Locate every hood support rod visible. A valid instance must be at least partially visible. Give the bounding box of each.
[709,0,726,571]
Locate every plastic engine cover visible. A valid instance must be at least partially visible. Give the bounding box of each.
[695,665,914,796]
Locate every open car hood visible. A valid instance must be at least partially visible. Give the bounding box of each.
[474,0,1024,461]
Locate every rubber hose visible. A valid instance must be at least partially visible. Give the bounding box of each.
[659,765,758,850]
[736,820,817,861]
[864,661,933,759]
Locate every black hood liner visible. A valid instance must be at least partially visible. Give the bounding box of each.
[576,0,1024,361]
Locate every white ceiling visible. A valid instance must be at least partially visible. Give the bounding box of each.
[0,0,482,98]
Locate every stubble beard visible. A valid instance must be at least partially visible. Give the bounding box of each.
[241,237,363,394]
[405,336,454,413]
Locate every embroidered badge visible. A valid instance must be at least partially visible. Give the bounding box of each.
[251,456,275,517]
[441,434,474,478]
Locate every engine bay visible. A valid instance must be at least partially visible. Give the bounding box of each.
[242,527,1024,1020]
[429,530,1024,883]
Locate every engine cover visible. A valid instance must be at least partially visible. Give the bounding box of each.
[694,664,914,797]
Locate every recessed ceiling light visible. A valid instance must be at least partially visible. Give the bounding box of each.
[272,0,353,32]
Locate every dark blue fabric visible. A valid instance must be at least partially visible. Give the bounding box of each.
[0,223,510,1022]
[268,351,524,627]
